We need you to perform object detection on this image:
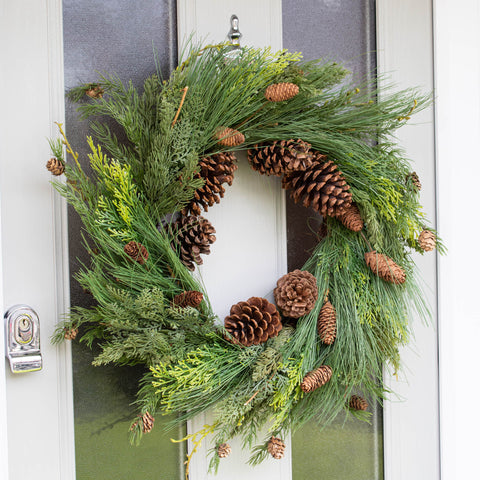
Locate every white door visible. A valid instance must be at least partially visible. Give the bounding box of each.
[1,1,445,479]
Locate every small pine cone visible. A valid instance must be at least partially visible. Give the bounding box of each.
[215,127,245,147]
[46,157,65,176]
[267,437,286,459]
[224,297,282,347]
[337,203,363,232]
[418,229,436,252]
[85,85,104,99]
[274,269,318,318]
[349,395,368,411]
[173,290,204,308]
[265,82,299,102]
[407,171,422,191]
[183,152,238,215]
[283,153,353,217]
[124,241,149,265]
[247,139,313,176]
[142,411,154,434]
[317,299,336,345]
[64,327,78,340]
[217,443,232,458]
[364,251,406,284]
[171,216,216,271]
[300,365,333,393]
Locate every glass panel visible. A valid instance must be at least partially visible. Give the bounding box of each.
[62,1,183,478]
[282,1,383,479]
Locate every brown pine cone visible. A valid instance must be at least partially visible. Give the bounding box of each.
[247,139,313,176]
[224,297,282,347]
[407,171,422,191]
[171,215,216,271]
[282,153,352,217]
[215,127,245,147]
[317,299,336,345]
[337,203,363,232]
[265,82,299,102]
[173,290,204,308]
[349,395,368,411]
[183,152,238,216]
[85,85,104,99]
[267,437,286,459]
[418,229,436,252]
[300,365,333,393]
[274,269,318,318]
[142,411,154,434]
[124,241,149,265]
[64,327,78,340]
[217,443,232,458]
[46,157,65,176]
[364,251,406,284]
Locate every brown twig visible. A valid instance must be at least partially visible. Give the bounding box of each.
[359,231,373,251]
[244,390,260,406]
[171,86,189,128]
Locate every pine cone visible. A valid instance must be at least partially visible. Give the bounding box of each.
[173,290,204,308]
[283,153,352,217]
[349,395,368,411]
[407,171,422,191]
[317,299,336,345]
[183,152,238,215]
[267,437,286,459]
[364,251,406,284]
[85,85,104,99]
[265,82,299,102]
[217,443,232,458]
[142,411,154,434]
[215,127,245,147]
[418,229,436,252]
[64,327,78,340]
[224,297,282,347]
[247,139,313,176]
[274,270,318,318]
[46,157,65,176]
[124,241,149,265]
[337,203,363,232]
[171,215,216,271]
[300,365,332,393]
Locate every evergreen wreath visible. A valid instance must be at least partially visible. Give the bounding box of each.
[49,43,442,474]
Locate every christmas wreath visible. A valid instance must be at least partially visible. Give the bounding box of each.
[49,43,441,474]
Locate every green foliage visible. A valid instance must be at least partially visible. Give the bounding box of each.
[49,42,440,469]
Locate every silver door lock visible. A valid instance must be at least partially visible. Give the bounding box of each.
[4,304,42,373]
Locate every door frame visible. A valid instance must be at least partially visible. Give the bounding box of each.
[6,0,477,478]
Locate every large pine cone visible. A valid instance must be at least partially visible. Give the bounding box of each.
[215,127,245,147]
[274,270,318,318]
[247,139,313,176]
[124,241,149,265]
[364,251,406,284]
[171,216,216,271]
[46,157,65,176]
[418,229,436,252]
[282,153,352,217]
[224,297,282,347]
[337,203,363,232]
[183,152,238,216]
[265,82,299,102]
[317,299,336,345]
[300,365,332,393]
[173,290,204,308]
[267,437,286,459]
[349,395,368,411]
[217,443,232,458]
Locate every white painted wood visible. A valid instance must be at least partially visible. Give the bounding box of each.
[433,2,480,479]
[0,1,74,479]
[177,1,289,478]
[376,1,440,480]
